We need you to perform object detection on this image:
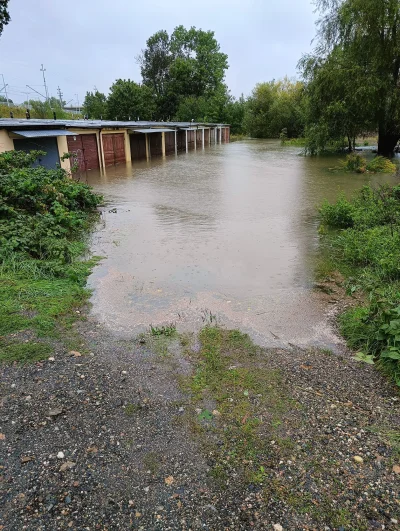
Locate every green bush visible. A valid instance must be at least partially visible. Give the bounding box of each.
[339,153,396,174]
[321,183,400,386]
[0,152,102,264]
[366,156,396,173]
[320,194,354,228]
[341,153,367,173]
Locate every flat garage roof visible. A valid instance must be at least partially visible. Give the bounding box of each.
[12,130,77,138]
[131,128,176,134]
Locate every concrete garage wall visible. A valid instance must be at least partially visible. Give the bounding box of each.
[57,135,70,172]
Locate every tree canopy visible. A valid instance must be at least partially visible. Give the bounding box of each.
[138,25,229,119]
[82,90,107,119]
[301,0,400,156]
[0,0,10,38]
[243,79,306,139]
[106,79,156,121]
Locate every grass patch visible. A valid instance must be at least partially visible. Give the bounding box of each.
[0,340,53,363]
[150,324,177,337]
[182,326,293,485]
[281,137,307,147]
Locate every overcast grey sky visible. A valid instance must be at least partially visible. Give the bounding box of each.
[0,0,317,106]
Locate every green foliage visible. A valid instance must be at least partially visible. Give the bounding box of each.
[0,95,12,104]
[320,194,354,228]
[321,183,400,385]
[138,25,229,120]
[29,99,73,120]
[341,153,367,173]
[366,156,397,174]
[0,156,102,263]
[106,79,156,121]
[338,154,397,174]
[243,78,307,139]
[150,324,176,337]
[0,0,10,37]
[0,150,102,358]
[0,150,45,171]
[0,340,53,363]
[82,90,107,119]
[303,0,400,156]
[173,87,245,133]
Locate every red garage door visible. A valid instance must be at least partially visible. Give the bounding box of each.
[67,134,99,172]
[102,133,126,167]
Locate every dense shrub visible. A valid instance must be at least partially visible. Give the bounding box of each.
[320,183,400,386]
[340,153,396,174]
[366,156,397,173]
[0,151,102,266]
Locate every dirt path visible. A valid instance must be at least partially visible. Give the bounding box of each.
[1,313,399,530]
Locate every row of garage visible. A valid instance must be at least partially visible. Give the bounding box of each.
[0,120,231,172]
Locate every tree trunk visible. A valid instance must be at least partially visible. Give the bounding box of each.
[378,132,399,157]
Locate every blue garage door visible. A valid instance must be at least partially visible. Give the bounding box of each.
[14,137,60,169]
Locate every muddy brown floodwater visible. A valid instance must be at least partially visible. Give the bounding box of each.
[82,140,398,349]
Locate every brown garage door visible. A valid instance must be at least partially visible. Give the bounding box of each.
[102,133,126,167]
[67,134,99,172]
[165,132,175,154]
[149,132,163,157]
[177,130,185,152]
[130,134,147,160]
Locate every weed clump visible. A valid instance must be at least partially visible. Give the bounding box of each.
[340,153,396,174]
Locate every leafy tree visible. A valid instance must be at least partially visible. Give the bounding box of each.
[0,0,10,38]
[306,0,400,156]
[138,26,228,119]
[173,86,246,134]
[300,47,374,154]
[82,90,107,119]
[0,95,12,104]
[106,79,156,121]
[243,78,306,138]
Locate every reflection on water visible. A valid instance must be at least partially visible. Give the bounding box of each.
[83,141,398,348]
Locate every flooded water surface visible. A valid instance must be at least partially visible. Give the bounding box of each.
[84,141,397,348]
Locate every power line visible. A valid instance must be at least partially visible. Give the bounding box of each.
[26,84,46,100]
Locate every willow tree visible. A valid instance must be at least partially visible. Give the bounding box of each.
[305,0,400,156]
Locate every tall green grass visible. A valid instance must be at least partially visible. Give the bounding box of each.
[320,184,400,386]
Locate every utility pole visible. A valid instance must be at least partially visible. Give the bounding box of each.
[75,93,79,113]
[23,92,30,109]
[40,64,49,101]
[1,74,9,106]
[57,86,63,107]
